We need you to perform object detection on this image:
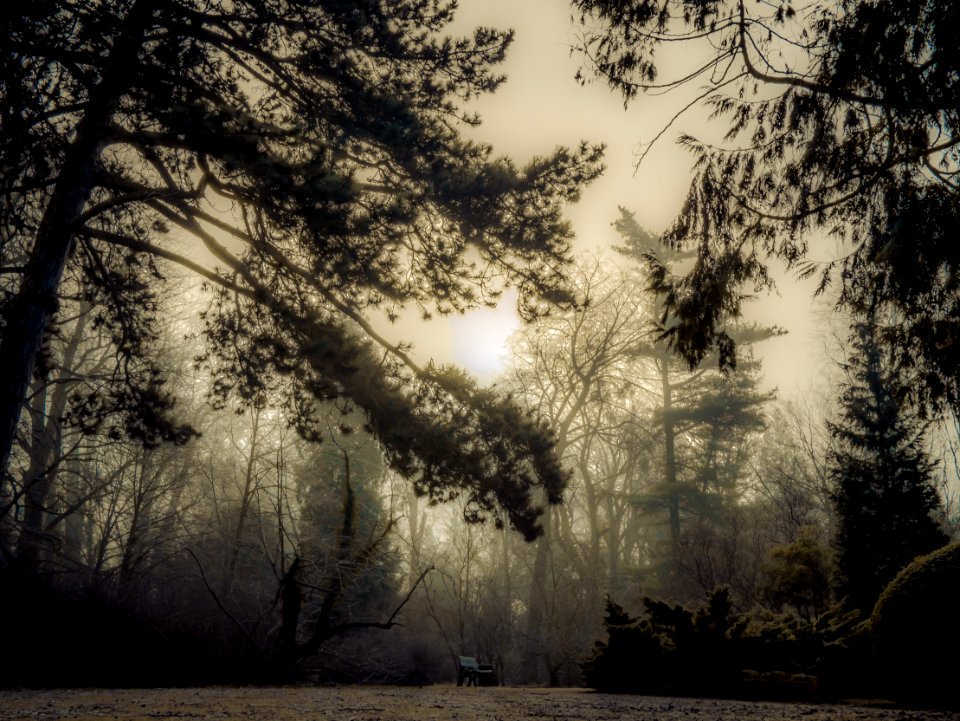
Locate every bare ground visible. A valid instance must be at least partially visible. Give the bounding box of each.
[2,686,960,721]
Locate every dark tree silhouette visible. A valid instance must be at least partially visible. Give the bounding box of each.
[829,320,949,612]
[1,1,604,540]
[573,0,960,415]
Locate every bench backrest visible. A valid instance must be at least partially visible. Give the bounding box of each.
[458,656,479,670]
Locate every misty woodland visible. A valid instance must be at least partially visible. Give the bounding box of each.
[2,0,960,709]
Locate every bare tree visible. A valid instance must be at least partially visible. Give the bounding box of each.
[505,255,649,682]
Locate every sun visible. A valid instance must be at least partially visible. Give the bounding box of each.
[450,298,520,382]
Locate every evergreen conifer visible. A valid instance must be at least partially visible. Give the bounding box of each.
[829,321,948,611]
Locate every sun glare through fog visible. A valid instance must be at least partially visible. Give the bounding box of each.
[450,294,521,382]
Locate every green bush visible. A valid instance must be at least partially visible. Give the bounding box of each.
[870,542,960,706]
[762,526,834,619]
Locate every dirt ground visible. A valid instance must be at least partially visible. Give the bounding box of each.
[2,686,960,721]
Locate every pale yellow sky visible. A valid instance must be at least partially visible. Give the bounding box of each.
[386,0,828,395]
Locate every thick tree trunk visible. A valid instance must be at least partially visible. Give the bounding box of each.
[405,488,427,592]
[661,356,681,573]
[520,503,552,684]
[15,310,88,570]
[0,1,150,480]
[15,383,59,571]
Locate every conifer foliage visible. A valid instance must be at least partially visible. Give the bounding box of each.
[614,208,777,584]
[828,321,948,612]
[573,1,960,415]
[0,1,604,539]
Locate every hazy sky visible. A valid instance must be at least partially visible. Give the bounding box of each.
[387,0,830,396]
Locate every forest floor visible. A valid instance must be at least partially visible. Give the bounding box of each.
[2,686,960,721]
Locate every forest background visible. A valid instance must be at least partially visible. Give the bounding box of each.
[2,0,959,706]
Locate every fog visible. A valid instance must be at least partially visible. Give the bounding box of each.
[385,0,827,396]
[2,0,959,707]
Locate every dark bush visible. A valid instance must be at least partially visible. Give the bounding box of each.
[582,543,960,707]
[0,569,240,687]
[870,542,960,707]
[646,587,743,696]
[582,588,875,702]
[814,610,874,701]
[580,596,665,693]
[582,589,745,697]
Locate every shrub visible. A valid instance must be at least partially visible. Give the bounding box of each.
[762,526,834,619]
[581,589,743,697]
[580,596,664,693]
[870,542,960,706]
[582,588,873,702]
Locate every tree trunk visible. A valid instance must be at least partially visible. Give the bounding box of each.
[14,381,58,571]
[225,407,262,591]
[520,502,553,684]
[0,1,151,479]
[661,356,681,575]
[405,487,427,592]
[119,448,160,583]
[520,380,591,684]
[15,309,88,571]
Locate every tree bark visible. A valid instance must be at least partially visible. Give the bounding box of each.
[225,407,262,591]
[0,1,151,480]
[405,488,428,592]
[14,309,89,571]
[520,500,554,684]
[661,355,682,574]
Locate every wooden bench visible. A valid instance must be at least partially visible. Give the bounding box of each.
[457,656,497,686]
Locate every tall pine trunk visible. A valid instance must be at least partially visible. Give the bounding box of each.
[0,2,151,480]
[661,355,681,574]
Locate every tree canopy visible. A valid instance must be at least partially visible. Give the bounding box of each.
[0,0,604,540]
[573,0,960,414]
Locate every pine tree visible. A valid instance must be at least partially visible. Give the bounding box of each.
[614,208,776,585]
[0,1,604,541]
[829,321,949,612]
